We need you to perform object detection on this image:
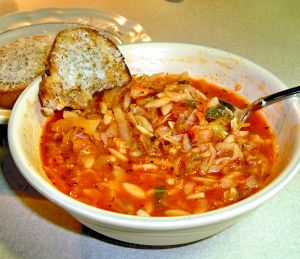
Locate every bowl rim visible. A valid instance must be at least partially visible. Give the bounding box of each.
[8,42,300,231]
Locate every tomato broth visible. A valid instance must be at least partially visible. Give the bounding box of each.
[41,73,277,217]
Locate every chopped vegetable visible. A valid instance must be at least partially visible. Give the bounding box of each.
[154,186,166,204]
[205,104,232,121]
[209,121,228,140]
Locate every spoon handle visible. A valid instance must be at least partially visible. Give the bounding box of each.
[261,85,300,107]
[240,86,300,122]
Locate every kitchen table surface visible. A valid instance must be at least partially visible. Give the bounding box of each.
[0,1,300,258]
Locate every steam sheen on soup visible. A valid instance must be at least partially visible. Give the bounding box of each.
[40,73,277,217]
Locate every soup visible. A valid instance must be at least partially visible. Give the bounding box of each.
[40,73,277,217]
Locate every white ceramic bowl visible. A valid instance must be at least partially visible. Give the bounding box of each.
[8,43,300,246]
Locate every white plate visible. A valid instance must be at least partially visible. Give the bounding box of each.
[0,109,11,124]
[0,7,151,43]
[0,8,151,124]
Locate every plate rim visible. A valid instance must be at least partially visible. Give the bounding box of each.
[0,7,151,42]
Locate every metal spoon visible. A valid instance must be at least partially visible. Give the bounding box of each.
[219,86,300,123]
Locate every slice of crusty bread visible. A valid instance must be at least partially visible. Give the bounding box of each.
[39,27,131,115]
[0,35,53,109]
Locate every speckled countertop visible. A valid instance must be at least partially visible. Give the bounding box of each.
[0,1,299,258]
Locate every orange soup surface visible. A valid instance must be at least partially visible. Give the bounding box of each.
[40,74,277,217]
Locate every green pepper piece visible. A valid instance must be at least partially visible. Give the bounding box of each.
[154,186,166,205]
[205,104,232,121]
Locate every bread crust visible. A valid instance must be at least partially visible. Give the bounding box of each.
[39,27,131,115]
